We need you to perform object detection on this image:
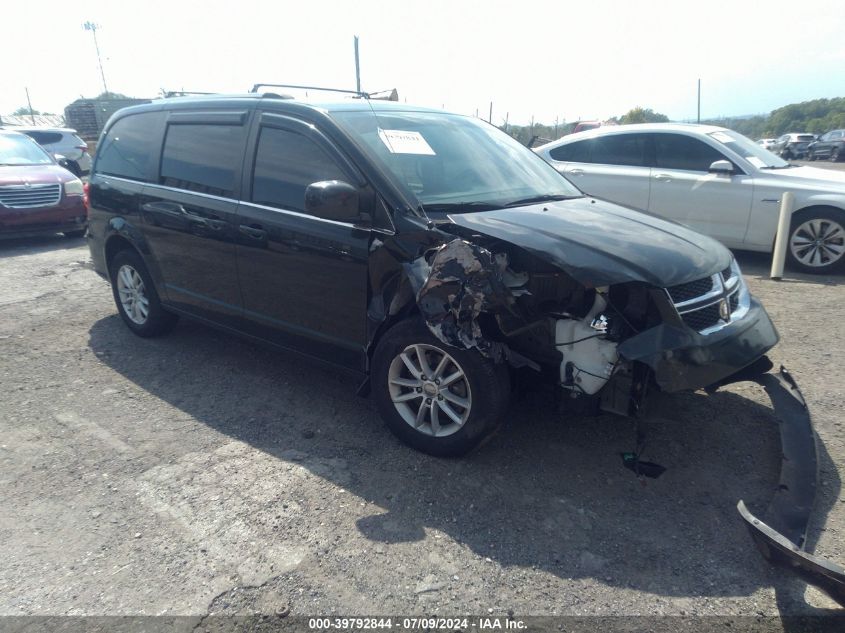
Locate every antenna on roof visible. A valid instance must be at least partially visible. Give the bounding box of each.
[249,83,370,99]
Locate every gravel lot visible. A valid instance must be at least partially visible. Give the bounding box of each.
[1,174,844,620]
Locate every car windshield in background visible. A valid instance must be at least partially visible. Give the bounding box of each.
[0,134,53,166]
[708,130,790,169]
[333,110,581,212]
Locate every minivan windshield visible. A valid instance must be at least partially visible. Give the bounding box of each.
[708,130,790,169]
[0,133,53,166]
[333,110,582,212]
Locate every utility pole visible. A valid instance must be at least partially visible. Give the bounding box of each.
[697,78,701,124]
[83,21,109,95]
[354,36,361,94]
[25,87,36,124]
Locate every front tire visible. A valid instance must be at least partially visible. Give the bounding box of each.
[109,249,178,337]
[786,208,845,274]
[371,319,510,457]
[831,147,841,162]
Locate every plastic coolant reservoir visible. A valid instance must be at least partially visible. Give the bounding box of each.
[555,316,618,396]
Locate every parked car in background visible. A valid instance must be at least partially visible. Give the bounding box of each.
[535,123,845,273]
[9,127,92,176]
[756,138,777,150]
[772,133,815,159]
[807,129,845,162]
[571,120,617,134]
[0,130,87,238]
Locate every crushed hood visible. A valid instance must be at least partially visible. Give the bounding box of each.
[447,197,731,288]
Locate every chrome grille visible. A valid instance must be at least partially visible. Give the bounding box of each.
[681,302,721,331]
[665,265,745,334]
[666,277,713,303]
[0,183,62,209]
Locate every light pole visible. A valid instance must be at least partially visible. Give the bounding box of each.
[83,21,109,96]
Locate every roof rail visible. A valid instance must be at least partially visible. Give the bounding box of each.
[163,91,217,98]
[250,83,370,99]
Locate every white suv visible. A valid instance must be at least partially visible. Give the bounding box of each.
[10,127,92,176]
[536,123,845,273]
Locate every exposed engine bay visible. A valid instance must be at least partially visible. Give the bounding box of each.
[406,231,668,416]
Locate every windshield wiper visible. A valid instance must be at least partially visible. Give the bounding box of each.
[504,193,579,207]
[760,164,796,169]
[423,201,504,213]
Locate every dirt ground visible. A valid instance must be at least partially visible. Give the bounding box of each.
[1,188,844,620]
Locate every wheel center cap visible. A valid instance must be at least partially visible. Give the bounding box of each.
[423,382,438,396]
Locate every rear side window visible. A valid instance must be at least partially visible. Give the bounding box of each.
[251,127,347,213]
[591,134,648,167]
[96,112,165,181]
[24,131,63,145]
[653,134,725,172]
[548,140,590,162]
[160,124,246,198]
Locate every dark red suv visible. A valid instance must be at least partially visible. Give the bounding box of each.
[0,130,87,238]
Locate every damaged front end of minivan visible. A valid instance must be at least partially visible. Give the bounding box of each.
[365,200,845,606]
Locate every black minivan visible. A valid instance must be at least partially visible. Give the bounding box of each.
[86,94,845,604]
[87,93,785,456]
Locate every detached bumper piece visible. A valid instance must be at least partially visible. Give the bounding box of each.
[736,368,845,606]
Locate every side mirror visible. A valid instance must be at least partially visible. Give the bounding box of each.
[304,180,359,221]
[54,153,70,169]
[709,160,734,175]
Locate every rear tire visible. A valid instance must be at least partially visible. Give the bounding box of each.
[63,228,86,238]
[109,249,178,337]
[786,208,845,274]
[371,319,510,457]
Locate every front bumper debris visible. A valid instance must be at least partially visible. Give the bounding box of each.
[730,368,845,606]
[617,296,779,393]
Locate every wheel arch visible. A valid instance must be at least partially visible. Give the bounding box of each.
[791,203,845,224]
[102,220,168,297]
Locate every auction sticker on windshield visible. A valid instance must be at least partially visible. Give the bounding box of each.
[378,129,436,155]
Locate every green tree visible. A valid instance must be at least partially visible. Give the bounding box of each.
[95,91,131,100]
[12,106,41,116]
[618,107,669,124]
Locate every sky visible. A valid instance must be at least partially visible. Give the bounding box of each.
[4,0,845,125]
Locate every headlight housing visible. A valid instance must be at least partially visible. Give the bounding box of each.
[64,179,84,196]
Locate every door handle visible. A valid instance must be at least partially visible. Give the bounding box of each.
[653,173,673,181]
[568,168,585,175]
[239,224,267,240]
